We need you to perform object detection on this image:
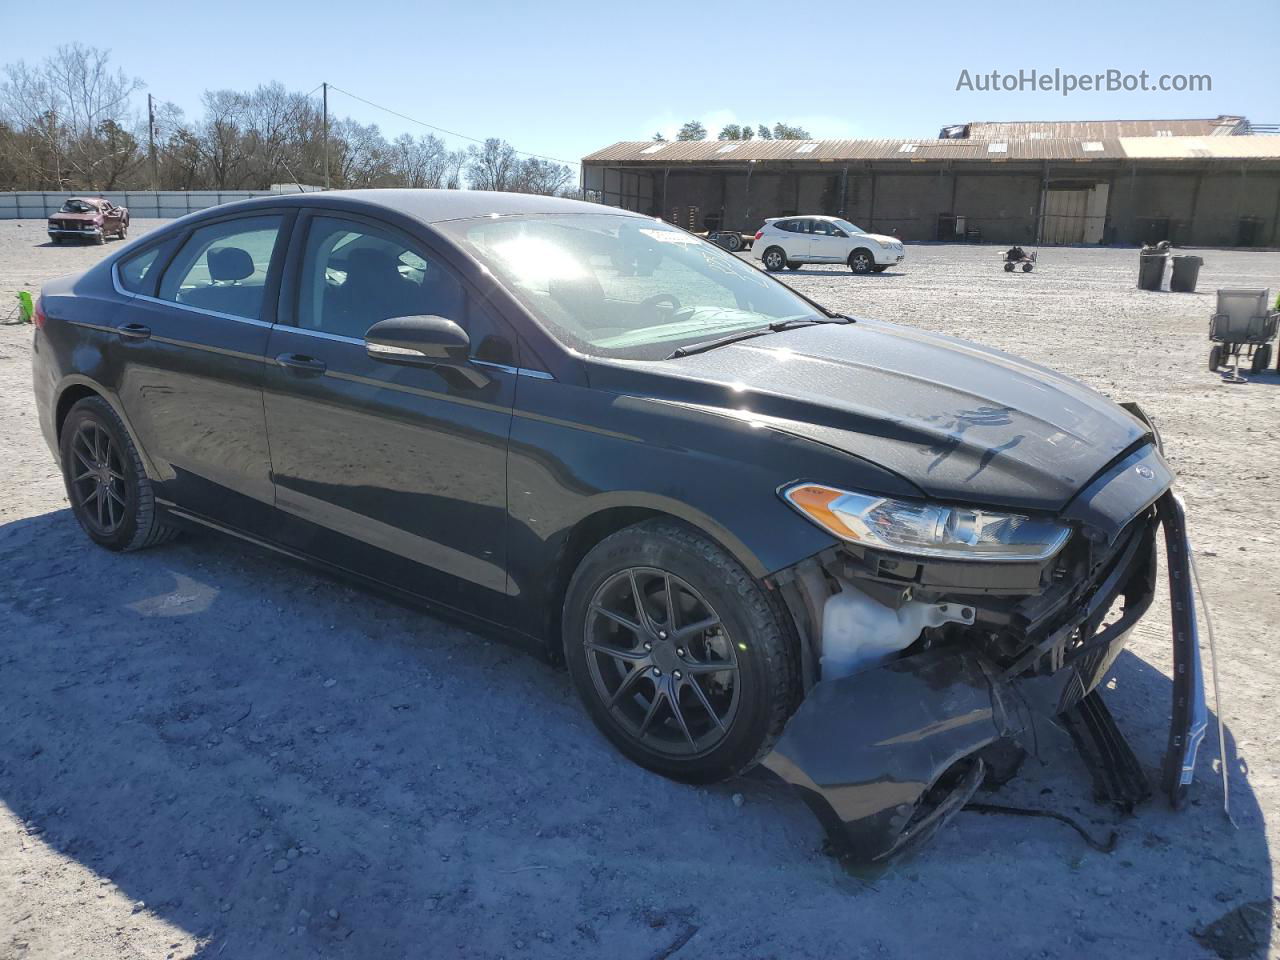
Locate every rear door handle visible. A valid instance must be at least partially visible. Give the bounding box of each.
[117,322,151,341]
[275,352,327,375]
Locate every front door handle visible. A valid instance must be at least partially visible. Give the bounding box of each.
[117,322,151,341]
[275,352,327,375]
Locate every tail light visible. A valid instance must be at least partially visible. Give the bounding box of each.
[754,230,763,240]
[33,295,47,330]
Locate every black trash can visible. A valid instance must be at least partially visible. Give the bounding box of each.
[1138,252,1167,291]
[1170,255,1204,293]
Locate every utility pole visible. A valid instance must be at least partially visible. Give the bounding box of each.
[322,82,330,190]
[147,94,158,191]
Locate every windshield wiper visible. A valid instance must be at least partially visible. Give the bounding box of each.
[667,316,851,360]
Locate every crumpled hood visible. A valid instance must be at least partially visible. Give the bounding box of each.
[594,318,1149,511]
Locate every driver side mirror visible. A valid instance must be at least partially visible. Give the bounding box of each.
[365,314,470,366]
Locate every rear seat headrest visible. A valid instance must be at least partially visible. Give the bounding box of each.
[208,246,255,282]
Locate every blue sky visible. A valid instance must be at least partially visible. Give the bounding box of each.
[4,0,1277,165]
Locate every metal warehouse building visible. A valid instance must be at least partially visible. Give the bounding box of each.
[582,116,1280,247]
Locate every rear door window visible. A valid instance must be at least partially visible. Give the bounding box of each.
[157,215,283,320]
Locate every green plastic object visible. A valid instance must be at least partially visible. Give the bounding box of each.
[16,290,34,324]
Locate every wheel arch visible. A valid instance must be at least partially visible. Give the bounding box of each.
[53,376,163,481]
[541,496,773,660]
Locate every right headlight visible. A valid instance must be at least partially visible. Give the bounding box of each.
[783,483,1071,562]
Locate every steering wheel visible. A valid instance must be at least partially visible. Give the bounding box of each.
[639,292,682,319]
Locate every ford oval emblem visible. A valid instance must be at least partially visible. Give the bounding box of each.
[1135,465,1155,480]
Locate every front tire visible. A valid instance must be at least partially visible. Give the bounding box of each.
[849,248,874,274]
[1252,344,1272,374]
[60,397,179,551]
[762,246,787,272]
[563,520,798,784]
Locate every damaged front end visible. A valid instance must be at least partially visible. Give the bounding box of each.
[764,439,1207,863]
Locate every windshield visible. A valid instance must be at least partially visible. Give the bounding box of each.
[59,199,97,214]
[834,219,866,235]
[439,213,822,360]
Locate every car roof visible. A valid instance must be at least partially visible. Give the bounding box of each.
[210,188,647,224]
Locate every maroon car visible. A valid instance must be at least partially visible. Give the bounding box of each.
[47,197,129,245]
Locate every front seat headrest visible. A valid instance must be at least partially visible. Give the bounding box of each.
[208,246,255,282]
[345,247,404,284]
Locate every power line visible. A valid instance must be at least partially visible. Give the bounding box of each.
[322,83,577,167]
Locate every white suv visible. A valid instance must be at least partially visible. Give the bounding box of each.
[752,216,905,274]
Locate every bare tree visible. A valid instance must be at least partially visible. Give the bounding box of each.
[197,89,250,188]
[0,57,558,193]
[389,132,453,188]
[466,138,519,191]
[515,157,573,196]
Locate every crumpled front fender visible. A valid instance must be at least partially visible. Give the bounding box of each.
[762,489,1205,864]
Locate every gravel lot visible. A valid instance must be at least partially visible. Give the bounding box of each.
[1,218,1277,960]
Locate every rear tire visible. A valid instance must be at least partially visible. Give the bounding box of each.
[872,264,889,273]
[1209,345,1222,371]
[786,262,801,271]
[563,520,798,784]
[1004,261,1015,272]
[722,232,742,252]
[60,397,179,552]
[849,248,874,274]
[762,246,787,272]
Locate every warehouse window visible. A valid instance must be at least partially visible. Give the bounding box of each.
[794,142,818,154]
[898,143,918,153]
[987,142,1008,154]
[1082,141,1104,152]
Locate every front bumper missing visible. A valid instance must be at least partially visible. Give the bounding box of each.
[762,489,1207,862]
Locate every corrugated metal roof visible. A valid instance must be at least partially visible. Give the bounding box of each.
[583,133,1280,165]
[1119,135,1280,159]
[965,116,1246,139]
[582,137,1130,163]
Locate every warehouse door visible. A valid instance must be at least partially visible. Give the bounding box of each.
[1042,188,1088,244]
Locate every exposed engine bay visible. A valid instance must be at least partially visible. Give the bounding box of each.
[763,436,1210,862]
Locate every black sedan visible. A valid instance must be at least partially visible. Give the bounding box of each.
[31,190,1206,860]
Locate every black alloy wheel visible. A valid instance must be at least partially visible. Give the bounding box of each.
[60,397,178,551]
[563,520,798,783]
[68,418,128,537]
[583,566,741,759]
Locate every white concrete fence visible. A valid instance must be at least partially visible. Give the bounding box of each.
[0,188,321,220]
